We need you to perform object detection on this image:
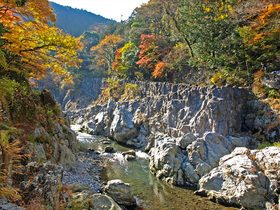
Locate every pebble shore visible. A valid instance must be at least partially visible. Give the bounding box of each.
[62,151,106,193]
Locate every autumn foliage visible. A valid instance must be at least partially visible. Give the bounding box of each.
[97,0,279,84]
[112,43,139,79]
[152,61,166,78]
[0,0,82,83]
[0,1,83,202]
[136,34,170,69]
[91,34,123,75]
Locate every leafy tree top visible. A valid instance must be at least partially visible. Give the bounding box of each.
[0,0,82,83]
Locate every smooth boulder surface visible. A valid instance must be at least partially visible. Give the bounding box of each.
[197,147,280,209]
[90,194,122,210]
[102,179,136,207]
[149,132,254,186]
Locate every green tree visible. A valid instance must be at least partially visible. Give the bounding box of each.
[112,43,139,79]
[179,0,238,68]
[91,34,123,76]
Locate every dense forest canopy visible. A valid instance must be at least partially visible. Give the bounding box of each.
[1,0,279,91]
[75,0,279,87]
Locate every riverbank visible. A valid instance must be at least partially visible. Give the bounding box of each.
[67,79,280,209]
[62,151,104,193]
[66,128,239,209]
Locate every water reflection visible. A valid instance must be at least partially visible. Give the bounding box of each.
[71,126,237,210]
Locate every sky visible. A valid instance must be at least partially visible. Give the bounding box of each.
[50,0,150,22]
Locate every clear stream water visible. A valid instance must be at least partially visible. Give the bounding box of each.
[73,125,237,210]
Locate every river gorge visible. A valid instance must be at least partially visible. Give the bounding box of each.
[71,126,237,209]
[57,78,280,209]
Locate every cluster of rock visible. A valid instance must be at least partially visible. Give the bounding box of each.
[262,73,280,90]
[27,90,79,171]
[67,80,280,209]
[62,152,103,192]
[4,90,80,209]
[63,147,137,209]
[64,179,136,209]
[149,132,255,186]
[70,83,250,142]
[0,89,137,209]
[20,162,64,207]
[197,146,280,209]
[28,118,78,171]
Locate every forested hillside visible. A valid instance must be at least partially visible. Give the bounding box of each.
[50,2,116,37]
[63,0,279,107]
[76,0,279,87]
[0,0,279,208]
[50,0,279,116]
[0,0,81,206]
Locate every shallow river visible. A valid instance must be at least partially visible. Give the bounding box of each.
[74,126,237,210]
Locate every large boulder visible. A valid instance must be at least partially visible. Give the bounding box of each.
[29,123,78,171]
[149,137,181,184]
[70,183,95,205]
[197,147,280,209]
[55,144,76,171]
[149,132,254,186]
[94,112,107,135]
[110,105,139,144]
[102,179,136,207]
[68,185,122,209]
[89,194,122,210]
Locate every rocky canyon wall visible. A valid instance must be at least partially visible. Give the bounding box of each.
[67,79,280,209]
[69,81,250,138]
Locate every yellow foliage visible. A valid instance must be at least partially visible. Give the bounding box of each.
[121,83,140,101]
[211,71,225,84]
[205,7,211,12]
[90,34,123,73]
[0,0,82,82]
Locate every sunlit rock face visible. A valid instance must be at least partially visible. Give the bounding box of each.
[41,77,104,111]
[68,81,255,186]
[262,73,280,90]
[69,82,250,145]
[197,147,280,209]
[67,80,279,209]
[149,133,254,187]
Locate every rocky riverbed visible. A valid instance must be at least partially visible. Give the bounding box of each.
[62,151,104,193]
[65,131,240,209]
[66,80,280,209]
